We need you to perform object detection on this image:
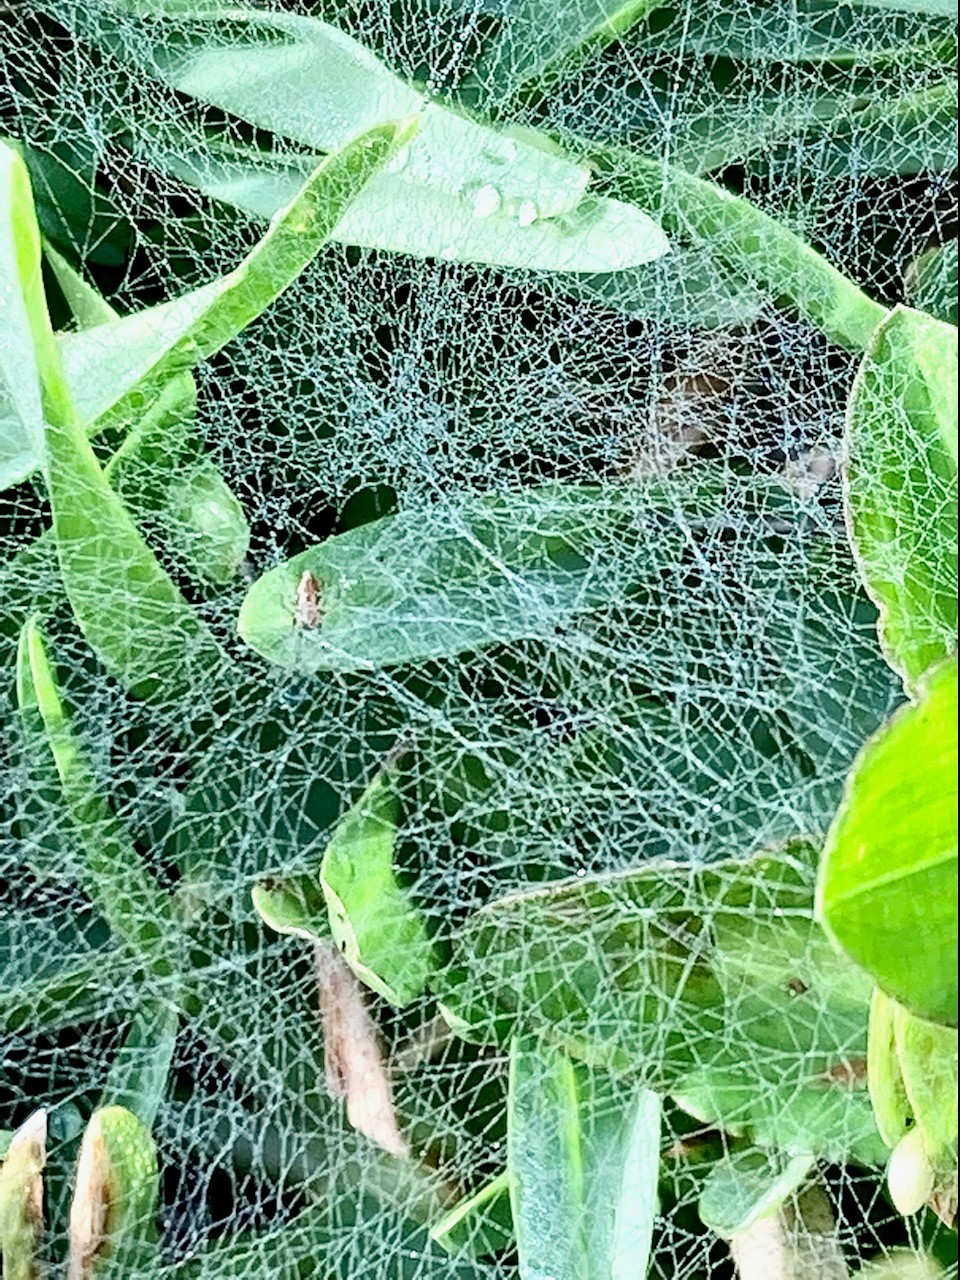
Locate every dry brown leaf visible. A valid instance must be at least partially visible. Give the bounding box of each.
[315,941,410,1159]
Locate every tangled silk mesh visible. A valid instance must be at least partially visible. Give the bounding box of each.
[0,1,956,1277]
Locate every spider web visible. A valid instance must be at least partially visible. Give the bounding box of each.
[0,1,956,1277]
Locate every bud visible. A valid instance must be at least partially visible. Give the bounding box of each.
[68,1106,158,1280]
[888,1128,935,1217]
[0,1109,47,1280]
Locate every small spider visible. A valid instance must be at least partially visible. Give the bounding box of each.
[295,570,323,629]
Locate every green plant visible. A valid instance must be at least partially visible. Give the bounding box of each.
[1,2,957,1277]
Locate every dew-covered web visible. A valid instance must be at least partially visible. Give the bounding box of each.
[0,0,956,1277]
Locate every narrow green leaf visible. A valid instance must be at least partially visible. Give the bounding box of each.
[867,987,912,1149]
[430,1170,513,1261]
[17,124,408,699]
[1,949,136,1038]
[2,143,225,699]
[16,616,181,982]
[103,1001,180,1129]
[85,7,668,273]
[638,1,956,64]
[0,142,45,490]
[817,656,958,1027]
[698,1148,816,1239]
[508,1038,660,1280]
[469,0,662,103]
[44,243,116,328]
[592,141,889,351]
[68,1106,160,1280]
[320,769,436,1006]
[844,305,958,689]
[56,117,417,437]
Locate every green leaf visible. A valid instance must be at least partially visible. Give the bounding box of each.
[0,142,46,491]
[238,471,798,674]
[698,1148,816,1238]
[592,141,888,350]
[638,0,958,64]
[24,124,408,699]
[907,240,959,326]
[43,243,117,328]
[817,656,958,1027]
[867,987,912,1149]
[251,877,328,943]
[445,843,874,1099]
[507,1038,660,1280]
[54,116,417,438]
[671,1068,886,1166]
[88,7,668,274]
[320,769,436,1006]
[16,616,181,982]
[429,1170,513,1260]
[844,305,958,689]
[469,0,662,103]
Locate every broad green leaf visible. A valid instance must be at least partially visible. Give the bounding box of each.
[907,240,959,326]
[16,617,181,981]
[144,129,752,325]
[321,770,436,1006]
[238,471,802,674]
[68,1106,160,1279]
[86,7,668,273]
[508,1039,660,1280]
[698,1148,816,1238]
[867,988,912,1149]
[103,1002,180,1129]
[671,1068,886,1166]
[817,656,958,1027]
[0,1110,45,1280]
[445,843,874,1100]
[430,1170,513,1260]
[844,305,958,689]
